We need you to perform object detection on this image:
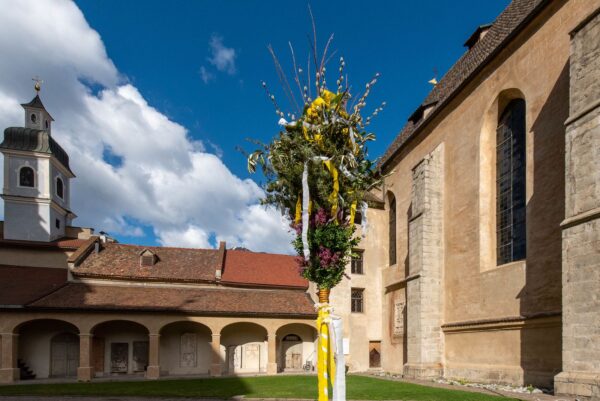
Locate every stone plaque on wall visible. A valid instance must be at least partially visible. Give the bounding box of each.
[132,341,149,372]
[110,342,128,373]
[244,343,261,370]
[393,301,405,336]
[180,333,197,367]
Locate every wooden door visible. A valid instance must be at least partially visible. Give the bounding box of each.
[369,341,381,368]
[51,333,79,377]
[132,341,149,372]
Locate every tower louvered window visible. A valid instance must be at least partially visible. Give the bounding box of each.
[19,167,34,187]
[496,99,526,265]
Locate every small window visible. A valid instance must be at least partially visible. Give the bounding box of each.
[388,193,397,266]
[30,113,36,123]
[19,166,35,187]
[45,120,49,129]
[55,219,60,229]
[351,288,364,313]
[139,249,157,267]
[351,251,364,274]
[56,177,64,199]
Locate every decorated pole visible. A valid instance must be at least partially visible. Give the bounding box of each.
[246,34,383,400]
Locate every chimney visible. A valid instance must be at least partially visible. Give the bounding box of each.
[216,241,226,280]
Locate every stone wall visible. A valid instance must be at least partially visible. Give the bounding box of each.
[555,7,600,399]
[404,144,444,379]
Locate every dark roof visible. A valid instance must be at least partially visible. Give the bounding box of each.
[0,265,67,306]
[21,95,54,120]
[380,0,548,171]
[28,283,316,317]
[1,127,73,174]
[221,249,308,289]
[0,232,86,250]
[72,243,221,283]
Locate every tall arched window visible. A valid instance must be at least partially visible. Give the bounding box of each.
[496,99,526,265]
[56,177,64,199]
[388,192,397,266]
[19,166,35,187]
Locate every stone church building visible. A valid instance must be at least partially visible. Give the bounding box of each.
[1,0,599,399]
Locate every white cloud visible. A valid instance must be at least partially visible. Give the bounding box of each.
[208,35,236,74]
[0,0,293,253]
[158,225,211,249]
[199,66,214,84]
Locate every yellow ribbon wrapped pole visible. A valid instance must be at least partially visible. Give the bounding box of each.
[317,290,335,401]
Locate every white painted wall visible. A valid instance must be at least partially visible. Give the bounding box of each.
[221,324,268,373]
[93,322,148,376]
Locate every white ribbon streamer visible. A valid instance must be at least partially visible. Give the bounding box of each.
[360,201,369,238]
[302,162,310,261]
[301,156,331,261]
[331,316,346,401]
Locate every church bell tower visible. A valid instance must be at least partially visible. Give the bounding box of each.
[0,82,76,242]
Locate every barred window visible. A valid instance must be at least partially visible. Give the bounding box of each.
[351,288,364,313]
[496,99,527,265]
[388,193,397,266]
[351,251,364,274]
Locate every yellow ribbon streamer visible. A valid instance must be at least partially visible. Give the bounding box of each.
[349,200,357,225]
[323,160,339,220]
[295,196,302,224]
[317,304,336,401]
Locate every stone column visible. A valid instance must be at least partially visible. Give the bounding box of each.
[267,333,277,375]
[404,143,444,379]
[77,333,93,382]
[146,333,160,379]
[555,9,600,400]
[210,334,222,377]
[0,333,19,384]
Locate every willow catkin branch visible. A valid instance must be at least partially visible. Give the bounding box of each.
[268,44,300,114]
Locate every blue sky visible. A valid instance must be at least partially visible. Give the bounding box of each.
[76,0,509,181]
[0,0,509,251]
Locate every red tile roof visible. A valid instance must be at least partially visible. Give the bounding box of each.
[380,0,547,170]
[0,265,67,306]
[73,243,221,283]
[222,249,308,289]
[28,283,316,317]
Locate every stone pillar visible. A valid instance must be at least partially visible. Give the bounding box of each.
[77,333,93,382]
[404,143,444,379]
[210,334,222,377]
[146,333,160,379]
[267,333,277,375]
[0,333,19,384]
[555,9,600,400]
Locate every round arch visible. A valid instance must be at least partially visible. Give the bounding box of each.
[276,323,317,372]
[159,321,213,376]
[15,319,80,380]
[220,322,268,374]
[90,320,149,376]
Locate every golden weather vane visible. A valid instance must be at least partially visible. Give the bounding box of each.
[32,76,43,93]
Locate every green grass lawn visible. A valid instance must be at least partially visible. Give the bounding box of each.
[0,375,520,401]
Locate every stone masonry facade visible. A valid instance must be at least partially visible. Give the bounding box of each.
[404,144,445,379]
[555,7,600,400]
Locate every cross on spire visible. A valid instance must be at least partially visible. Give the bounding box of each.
[32,76,43,93]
